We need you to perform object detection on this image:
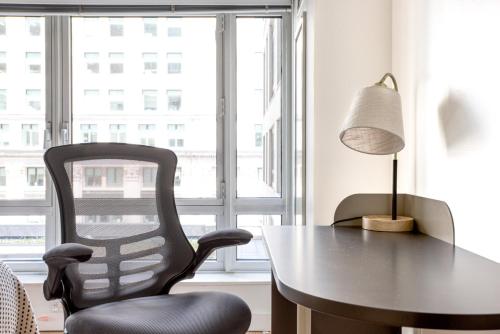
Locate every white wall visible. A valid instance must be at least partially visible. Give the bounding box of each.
[393,0,500,333]
[310,0,399,226]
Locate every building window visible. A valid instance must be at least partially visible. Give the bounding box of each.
[0,167,5,186]
[138,124,155,146]
[167,53,182,74]
[109,52,124,74]
[26,18,41,36]
[255,124,263,147]
[26,89,41,112]
[143,90,157,111]
[80,124,97,143]
[109,124,127,143]
[83,89,100,109]
[142,167,157,187]
[0,89,6,111]
[0,124,9,146]
[167,90,182,111]
[0,52,6,73]
[25,52,41,74]
[109,90,124,111]
[0,18,5,35]
[84,167,102,187]
[175,167,182,186]
[167,123,185,148]
[143,18,157,37]
[109,18,123,37]
[142,53,157,74]
[22,124,39,147]
[168,27,182,37]
[84,52,99,74]
[106,167,123,187]
[26,167,44,187]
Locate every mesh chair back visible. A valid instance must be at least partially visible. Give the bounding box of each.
[44,143,195,310]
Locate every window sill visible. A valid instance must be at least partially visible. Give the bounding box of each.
[18,272,271,286]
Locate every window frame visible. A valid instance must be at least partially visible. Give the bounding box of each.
[1,11,292,273]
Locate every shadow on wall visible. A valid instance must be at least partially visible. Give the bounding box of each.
[438,90,484,153]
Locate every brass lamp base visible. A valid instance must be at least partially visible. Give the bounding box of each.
[362,215,414,232]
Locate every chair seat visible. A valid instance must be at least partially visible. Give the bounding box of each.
[65,292,251,334]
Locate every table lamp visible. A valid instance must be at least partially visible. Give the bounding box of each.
[339,73,414,232]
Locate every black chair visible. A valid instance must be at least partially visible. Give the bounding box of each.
[42,143,253,334]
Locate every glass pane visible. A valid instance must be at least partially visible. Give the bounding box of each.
[0,17,46,200]
[0,216,45,259]
[237,18,282,198]
[72,17,217,199]
[237,215,281,260]
[180,215,216,260]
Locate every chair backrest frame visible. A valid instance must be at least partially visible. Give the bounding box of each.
[44,143,196,313]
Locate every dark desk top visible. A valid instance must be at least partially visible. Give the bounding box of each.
[263,226,500,330]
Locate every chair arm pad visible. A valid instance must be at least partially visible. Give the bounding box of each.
[192,229,252,271]
[42,243,93,300]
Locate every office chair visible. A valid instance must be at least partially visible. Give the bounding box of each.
[42,143,253,334]
[0,261,39,334]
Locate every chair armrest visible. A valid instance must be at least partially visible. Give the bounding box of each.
[42,243,93,300]
[192,229,252,272]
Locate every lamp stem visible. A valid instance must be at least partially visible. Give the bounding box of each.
[392,153,398,220]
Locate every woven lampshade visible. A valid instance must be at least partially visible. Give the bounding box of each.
[339,84,405,155]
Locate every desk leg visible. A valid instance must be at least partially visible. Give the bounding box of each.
[311,310,401,334]
[272,272,297,334]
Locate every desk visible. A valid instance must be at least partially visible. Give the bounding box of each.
[263,226,500,333]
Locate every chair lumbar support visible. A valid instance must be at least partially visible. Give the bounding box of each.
[362,215,414,232]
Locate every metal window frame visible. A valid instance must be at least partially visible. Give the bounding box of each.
[2,9,292,273]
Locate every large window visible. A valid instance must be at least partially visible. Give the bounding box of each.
[0,13,290,273]
[0,17,47,264]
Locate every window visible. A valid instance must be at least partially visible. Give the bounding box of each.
[85,168,102,187]
[142,167,157,187]
[167,53,182,74]
[143,90,157,111]
[25,52,41,74]
[0,167,5,186]
[167,90,182,111]
[0,18,5,35]
[83,89,100,109]
[109,52,124,74]
[0,16,47,263]
[138,124,155,146]
[110,124,127,143]
[143,53,157,74]
[80,124,97,143]
[22,124,39,147]
[109,18,123,37]
[106,167,123,187]
[255,124,263,147]
[26,167,44,187]
[0,89,6,111]
[167,124,185,148]
[237,18,282,198]
[175,167,182,186]
[26,18,41,36]
[143,18,157,36]
[0,124,9,146]
[168,27,181,37]
[0,15,290,271]
[109,90,124,111]
[0,52,6,73]
[84,52,99,74]
[26,89,41,112]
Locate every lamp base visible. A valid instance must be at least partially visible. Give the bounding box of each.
[362,215,414,232]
